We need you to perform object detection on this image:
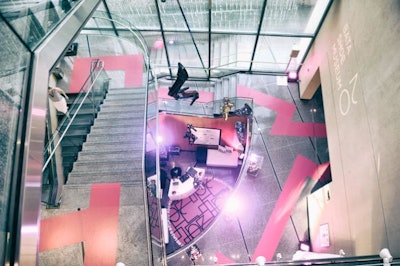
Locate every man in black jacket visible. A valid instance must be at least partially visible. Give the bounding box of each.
[168,63,199,105]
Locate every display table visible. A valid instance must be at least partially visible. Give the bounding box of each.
[168,167,205,201]
[206,149,239,167]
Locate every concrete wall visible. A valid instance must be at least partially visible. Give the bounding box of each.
[300,0,400,257]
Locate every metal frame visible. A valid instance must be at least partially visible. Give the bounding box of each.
[17,0,101,264]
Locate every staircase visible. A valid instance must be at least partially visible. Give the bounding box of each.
[40,86,151,266]
[67,87,145,184]
[60,89,107,179]
[213,74,237,101]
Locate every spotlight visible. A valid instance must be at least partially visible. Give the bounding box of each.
[380,248,393,266]
[255,256,266,266]
[299,241,311,252]
[287,71,298,82]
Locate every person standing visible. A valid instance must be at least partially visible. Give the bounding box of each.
[48,86,70,118]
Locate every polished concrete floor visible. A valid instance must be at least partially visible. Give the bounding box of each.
[166,74,328,265]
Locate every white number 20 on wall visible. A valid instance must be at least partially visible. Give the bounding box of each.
[339,72,358,116]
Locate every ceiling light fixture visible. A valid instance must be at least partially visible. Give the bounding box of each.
[287,71,299,82]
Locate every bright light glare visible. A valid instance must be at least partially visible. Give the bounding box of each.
[224,196,241,216]
[288,71,298,80]
[156,135,163,143]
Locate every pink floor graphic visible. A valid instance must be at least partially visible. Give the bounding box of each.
[39,58,330,264]
[69,55,144,93]
[237,85,327,138]
[39,183,120,266]
[214,85,329,263]
[216,156,330,264]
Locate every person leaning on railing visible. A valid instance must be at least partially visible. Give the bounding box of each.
[48,86,70,118]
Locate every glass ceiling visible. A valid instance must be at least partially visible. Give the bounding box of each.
[88,0,332,79]
[0,0,333,79]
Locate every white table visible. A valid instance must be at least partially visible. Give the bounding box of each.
[206,149,239,167]
[168,167,205,201]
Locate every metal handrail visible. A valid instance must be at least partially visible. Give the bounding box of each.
[207,255,400,266]
[42,59,105,172]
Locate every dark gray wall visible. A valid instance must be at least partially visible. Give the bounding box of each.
[300,0,400,257]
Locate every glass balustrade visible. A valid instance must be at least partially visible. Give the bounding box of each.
[42,59,109,207]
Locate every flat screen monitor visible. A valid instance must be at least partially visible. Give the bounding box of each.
[191,126,221,146]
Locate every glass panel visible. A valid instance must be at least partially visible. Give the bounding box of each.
[141,31,169,75]
[211,34,256,72]
[260,0,331,34]
[0,0,80,50]
[106,0,160,30]
[164,32,208,79]
[301,0,332,34]
[211,0,263,32]
[158,0,208,31]
[252,36,311,72]
[0,16,31,265]
[42,60,109,206]
[145,81,166,265]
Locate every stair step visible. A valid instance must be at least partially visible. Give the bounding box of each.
[109,87,146,93]
[104,93,146,103]
[64,179,143,188]
[104,96,146,103]
[93,118,141,127]
[67,94,105,103]
[62,127,90,136]
[86,132,144,143]
[100,104,145,112]
[69,108,100,116]
[61,136,85,147]
[67,170,143,184]
[78,150,140,161]
[62,146,81,156]
[96,111,145,120]
[89,125,143,135]
[66,114,95,124]
[81,142,143,152]
[69,166,142,177]
[73,159,141,171]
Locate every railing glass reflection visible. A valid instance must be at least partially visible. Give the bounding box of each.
[42,59,108,207]
[0,0,81,50]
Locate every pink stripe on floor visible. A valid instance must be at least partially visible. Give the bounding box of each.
[215,156,330,264]
[251,156,330,262]
[39,183,120,266]
[237,85,327,138]
[69,55,143,93]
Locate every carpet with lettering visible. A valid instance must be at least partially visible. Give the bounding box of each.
[148,190,162,242]
[167,178,231,247]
